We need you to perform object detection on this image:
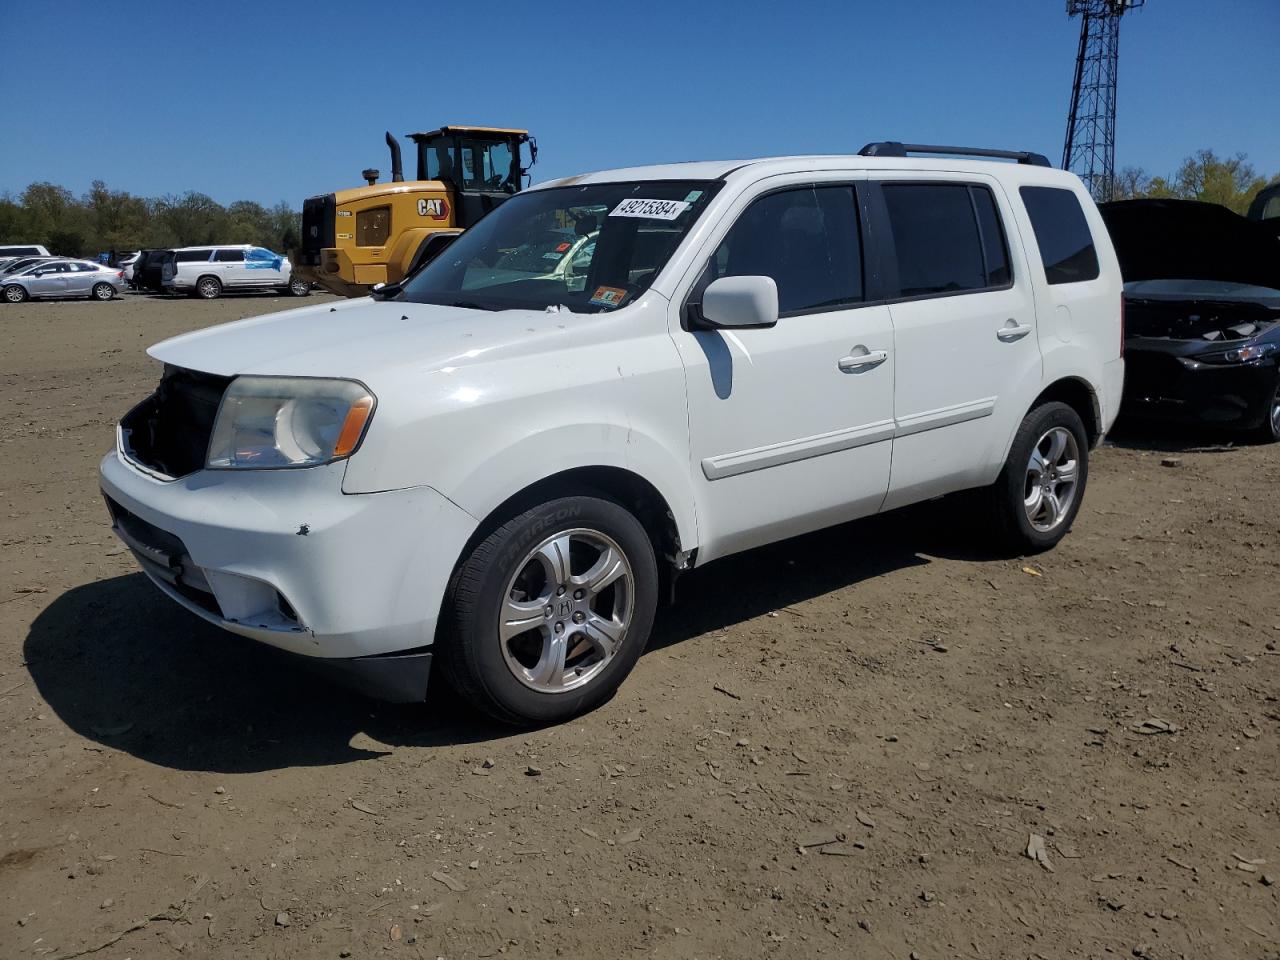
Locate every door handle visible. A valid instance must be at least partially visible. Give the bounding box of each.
[837,349,889,373]
[997,321,1033,342]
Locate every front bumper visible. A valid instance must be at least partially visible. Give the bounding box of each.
[99,451,478,700]
[1122,347,1277,429]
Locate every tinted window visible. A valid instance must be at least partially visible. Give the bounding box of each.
[883,184,986,296]
[971,187,1011,286]
[175,249,212,263]
[710,185,862,315]
[71,262,96,272]
[1020,186,1100,284]
[214,249,244,262]
[0,247,39,256]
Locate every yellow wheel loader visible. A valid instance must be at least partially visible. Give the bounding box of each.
[293,125,536,298]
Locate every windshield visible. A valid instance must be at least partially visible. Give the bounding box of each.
[399,180,720,313]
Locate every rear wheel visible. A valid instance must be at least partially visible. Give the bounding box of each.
[3,285,28,304]
[288,276,311,297]
[195,276,221,299]
[91,282,114,301]
[987,402,1089,553]
[437,495,659,726]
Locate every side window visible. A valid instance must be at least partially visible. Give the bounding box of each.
[215,249,244,262]
[175,250,212,263]
[246,248,279,263]
[970,187,1011,286]
[709,185,862,315]
[1019,186,1100,284]
[882,183,987,296]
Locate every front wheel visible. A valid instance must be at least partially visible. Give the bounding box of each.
[3,285,28,304]
[91,282,114,301]
[986,401,1089,553]
[437,495,659,726]
[1257,375,1280,443]
[287,277,311,297]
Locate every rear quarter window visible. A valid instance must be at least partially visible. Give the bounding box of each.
[1019,186,1100,285]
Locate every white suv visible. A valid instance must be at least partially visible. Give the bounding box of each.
[101,143,1124,725]
[164,244,311,299]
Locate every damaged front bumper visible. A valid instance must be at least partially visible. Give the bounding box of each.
[98,451,478,702]
[1121,341,1278,429]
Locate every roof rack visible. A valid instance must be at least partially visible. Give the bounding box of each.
[858,142,1052,167]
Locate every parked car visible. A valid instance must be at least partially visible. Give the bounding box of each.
[2,258,124,303]
[1,256,55,277]
[1100,198,1280,441]
[101,143,1123,724]
[163,244,311,299]
[0,244,50,258]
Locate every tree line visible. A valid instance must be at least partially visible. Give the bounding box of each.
[1113,149,1277,213]
[0,181,300,258]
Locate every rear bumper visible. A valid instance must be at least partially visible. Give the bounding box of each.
[1122,348,1276,428]
[99,451,479,699]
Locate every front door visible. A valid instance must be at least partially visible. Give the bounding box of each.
[670,179,895,562]
[28,262,70,297]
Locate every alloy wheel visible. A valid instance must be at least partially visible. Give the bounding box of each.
[1023,426,1080,532]
[3,285,26,303]
[499,528,634,694]
[1270,381,1280,440]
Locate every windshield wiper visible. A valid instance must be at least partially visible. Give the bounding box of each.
[448,300,499,311]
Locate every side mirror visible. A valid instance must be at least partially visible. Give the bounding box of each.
[699,275,779,329]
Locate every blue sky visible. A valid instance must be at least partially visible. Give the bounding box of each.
[1,0,1276,205]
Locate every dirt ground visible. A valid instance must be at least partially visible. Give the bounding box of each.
[1,291,1277,960]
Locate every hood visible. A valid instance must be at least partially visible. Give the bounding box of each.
[146,296,625,380]
[1098,199,1280,290]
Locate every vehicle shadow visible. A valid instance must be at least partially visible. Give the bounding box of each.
[24,499,999,774]
[1105,417,1257,452]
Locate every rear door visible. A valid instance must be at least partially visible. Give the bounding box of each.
[868,176,1042,509]
[66,262,98,295]
[213,248,246,287]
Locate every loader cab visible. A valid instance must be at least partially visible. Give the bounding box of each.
[408,126,536,229]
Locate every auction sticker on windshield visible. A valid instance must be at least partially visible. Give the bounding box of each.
[610,198,689,220]
[590,285,628,308]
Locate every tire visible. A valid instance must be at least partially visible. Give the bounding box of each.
[3,284,28,304]
[437,495,659,726]
[195,276,222,300]
[987,401,1089,553]
[287,276,311,297]
[91,282,114,302]
[1257,375,1280,443]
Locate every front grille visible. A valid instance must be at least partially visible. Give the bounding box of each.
[120,366,232,479]
[299,194,336,266]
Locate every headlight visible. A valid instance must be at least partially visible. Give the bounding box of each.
[207,377,375,469]
[1191,342,1277,365]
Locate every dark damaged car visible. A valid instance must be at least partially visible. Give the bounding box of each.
[1100,198,1280,441]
